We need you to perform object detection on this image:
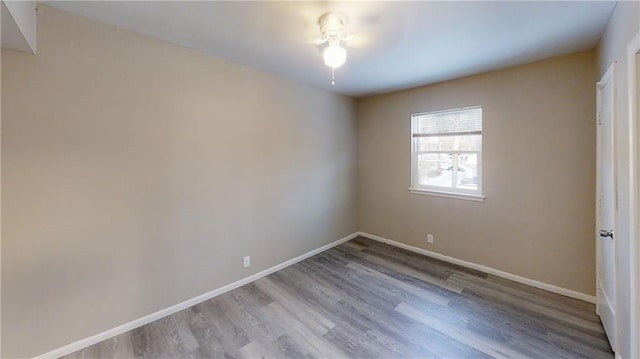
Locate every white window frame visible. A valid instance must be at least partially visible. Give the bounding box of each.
[409,106,485,202]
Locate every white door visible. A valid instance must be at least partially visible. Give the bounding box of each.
[636,51,640,359]
[596,64,616,351]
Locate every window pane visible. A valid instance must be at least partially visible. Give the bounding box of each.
[418,153,453,188]
[418,136,455,151]
[456,135,482,151]
[418,135,481,152]
[456,153,478,190]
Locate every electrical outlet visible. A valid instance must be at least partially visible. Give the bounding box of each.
[243,256,251,268]
[427,234,434,243]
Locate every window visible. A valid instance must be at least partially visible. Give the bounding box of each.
[410,106,483,200]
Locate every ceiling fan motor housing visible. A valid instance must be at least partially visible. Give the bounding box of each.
[319,12,348,44]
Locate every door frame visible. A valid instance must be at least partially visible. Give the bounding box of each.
[627,29,640,359]
[596,63,617,351]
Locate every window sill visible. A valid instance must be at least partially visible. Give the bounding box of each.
[408,188,485,202]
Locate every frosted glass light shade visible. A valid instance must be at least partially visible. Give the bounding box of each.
[323,44,346,68]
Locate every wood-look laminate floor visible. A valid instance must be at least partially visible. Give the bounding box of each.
[64,237,614,359]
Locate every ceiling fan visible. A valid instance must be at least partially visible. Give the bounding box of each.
[304,3,399,86]
[315,12,353,85]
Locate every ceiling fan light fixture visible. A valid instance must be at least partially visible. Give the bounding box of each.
[318,12,349,85]
[323,43,346,69]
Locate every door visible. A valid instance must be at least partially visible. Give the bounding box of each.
[596,64,616,350]
[633,48,640,359]
[637,53,640,308]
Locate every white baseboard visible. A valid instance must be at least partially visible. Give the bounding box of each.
[33,232,359,359]
[357,231,596,304]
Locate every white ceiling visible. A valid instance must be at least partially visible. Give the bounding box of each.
[45,1,616,98]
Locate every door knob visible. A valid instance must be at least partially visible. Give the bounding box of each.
[599,230,614,239]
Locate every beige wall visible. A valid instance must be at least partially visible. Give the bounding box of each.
[1,6,357,358]
[357,51,597,295]
[596,2,640,358]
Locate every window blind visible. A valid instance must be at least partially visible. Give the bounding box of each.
[413,107,482,137]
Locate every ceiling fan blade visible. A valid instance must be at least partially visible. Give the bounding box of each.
[306,37,326,46]
[345,33,372,48]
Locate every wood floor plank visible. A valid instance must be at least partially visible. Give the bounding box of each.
[183,307,228,359]
[63,238,613,359]
[323,325,407,359]
[238,340,279,359]
[192,299,249,358]
[342,240,367,251]
[449,291,613,359]
[216,291,285,344]
[346,261,451,306]
[253,277,335,336]
[270,266,343,307]
[134,317,193,359]
[337,245,464,294]
[486,274,597,311]
[452,271,600,322]
[360,237,488,278]
[361,243,455,279]
[396,301,526,359]
[281,263,493,359]
[322,248,450,305]
[300,257,402,312]
[447,272,604,334]
[270,334,315,359]
[171,311,200,352]
[260,302,347,358]
[336,248,461,298]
